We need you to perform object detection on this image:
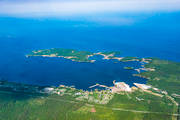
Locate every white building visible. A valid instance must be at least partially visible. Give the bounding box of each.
[114,82,131,92]
[43,87,54,93]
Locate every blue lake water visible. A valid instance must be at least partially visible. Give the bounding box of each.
[0,12,180,89]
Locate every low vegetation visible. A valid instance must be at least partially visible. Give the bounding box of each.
[0,80,178,120]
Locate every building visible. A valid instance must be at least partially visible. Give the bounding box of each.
[43,87,54,93]
[112,82,131,92]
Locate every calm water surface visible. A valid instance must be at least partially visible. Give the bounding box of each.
[0,12,179,89]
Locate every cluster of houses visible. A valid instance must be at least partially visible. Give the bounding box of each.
[42,81,153,95]
[40,81,158,105]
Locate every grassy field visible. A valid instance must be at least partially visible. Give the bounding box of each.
[139,58,180,120]
[139,59,180,103]
[0,87,177,120]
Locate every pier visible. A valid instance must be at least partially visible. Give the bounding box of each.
[89,83,110,89]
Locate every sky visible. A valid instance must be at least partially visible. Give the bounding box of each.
[0,0,180,17]
[0,0,180,26]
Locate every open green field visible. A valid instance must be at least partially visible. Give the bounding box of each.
[139,59,180,103]
[0,86,177,120]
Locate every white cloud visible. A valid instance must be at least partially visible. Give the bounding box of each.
[0,0,180,17]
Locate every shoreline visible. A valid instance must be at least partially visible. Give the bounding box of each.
[26,48,155,91]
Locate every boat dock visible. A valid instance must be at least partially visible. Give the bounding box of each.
[89,84,110,89]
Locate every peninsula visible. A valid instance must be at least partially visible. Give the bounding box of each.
[26,48,123,62]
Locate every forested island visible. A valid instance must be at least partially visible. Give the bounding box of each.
[27,48,124,62]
